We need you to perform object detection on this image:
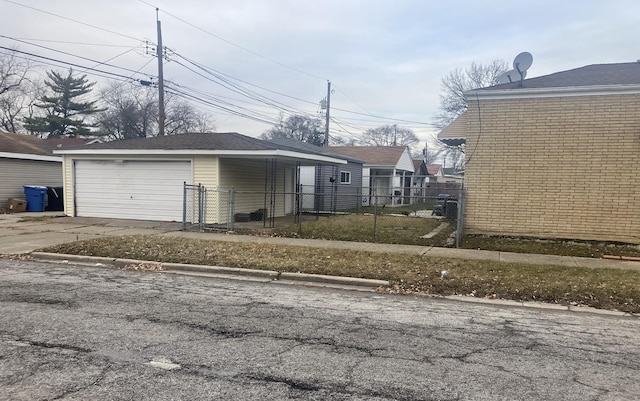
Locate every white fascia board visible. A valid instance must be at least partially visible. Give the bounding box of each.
[465,84,640,101]
[54,148,347,164]
[0,152,61,162]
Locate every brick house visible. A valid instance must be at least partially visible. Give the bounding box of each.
[439,62,640,244]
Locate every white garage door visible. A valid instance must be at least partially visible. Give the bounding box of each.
[75,160,191,221]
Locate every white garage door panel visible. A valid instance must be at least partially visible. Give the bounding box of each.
[75,160,191,221]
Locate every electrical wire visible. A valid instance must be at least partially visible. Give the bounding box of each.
[4,0,142,42]
[0,35,147,77]
[7,37,138,48]
[0,46,148,83]
[138,0,327,81]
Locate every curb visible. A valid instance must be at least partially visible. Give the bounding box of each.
[162,262,278,279]
[29,252,390,290]
[25,252,640,317]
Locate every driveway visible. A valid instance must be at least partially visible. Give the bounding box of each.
[0,212,182,254]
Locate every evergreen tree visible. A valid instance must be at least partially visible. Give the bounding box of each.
[24,69,103,137]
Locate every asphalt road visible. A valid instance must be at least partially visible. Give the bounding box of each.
[1,260,639,401]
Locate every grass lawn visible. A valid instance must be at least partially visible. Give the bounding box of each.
[42,235,640,313]
[273,214,454,246]
[461,236,640,258]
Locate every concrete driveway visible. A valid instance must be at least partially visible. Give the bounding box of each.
[0,212,182,254]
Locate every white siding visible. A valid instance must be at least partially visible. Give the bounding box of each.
[396,147,416,172]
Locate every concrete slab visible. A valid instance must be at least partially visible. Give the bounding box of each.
[424,247,501,261]
[499,251,578,267]
[0,232,101,254]
[573,256,640,271]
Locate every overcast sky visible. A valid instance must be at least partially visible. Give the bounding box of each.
[2,0,639,144]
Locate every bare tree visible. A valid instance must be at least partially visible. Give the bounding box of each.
[95,82,157,140]
[260,114,324,146]
[191,111,216,133]
[0,51,36,133]
[96,83,216,140]
[164,94,213,136]
[433,59,508,129]
[359,125,418,147]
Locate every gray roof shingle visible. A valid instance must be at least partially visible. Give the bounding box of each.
[328,146,407,166]
[481,62,640,90]
[0,131,52,155]
[67,132,282,151]
[268,138,364,163]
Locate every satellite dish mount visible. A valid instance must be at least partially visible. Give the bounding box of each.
[496,52,534,87]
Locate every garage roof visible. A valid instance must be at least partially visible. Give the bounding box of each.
[54,132,348,164]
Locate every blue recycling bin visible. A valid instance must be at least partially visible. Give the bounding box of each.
[24,186,47,212]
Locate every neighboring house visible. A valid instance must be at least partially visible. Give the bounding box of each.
[438,112,467,148]
[0,131,62,209]
[438,62,640,244]
[328,146,415,205]
[442,167,464,188]
[425,164,463,190]
[268,138,364,212]
[43,136,102,153]
[54,132,348,223]
[412,159,428,194]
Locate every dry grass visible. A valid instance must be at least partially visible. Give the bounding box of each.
[273,214,451,246]
[462,235,640,258]
[42,235,640,313]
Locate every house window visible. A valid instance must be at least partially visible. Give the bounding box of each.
[339,171,351,184]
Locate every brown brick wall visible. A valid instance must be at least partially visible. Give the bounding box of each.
[464,93,640,244]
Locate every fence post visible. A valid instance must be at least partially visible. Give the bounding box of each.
[182,181,187,231]
[228,187,235,232]
[456,188,464,248]
[373,189,378,242]
[198,183,204,230]
[297,185,303,235]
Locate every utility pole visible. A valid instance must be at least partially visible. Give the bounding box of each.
[324,80,331,146]
[156,9,166,136]
[393,124,397,146]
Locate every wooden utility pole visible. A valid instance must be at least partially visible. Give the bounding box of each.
[156,9,166,135]
[393,124,397,146]
[324,80,331,146]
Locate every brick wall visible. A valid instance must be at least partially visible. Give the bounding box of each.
[464,93,640,244]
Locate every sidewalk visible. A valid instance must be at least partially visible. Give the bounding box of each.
[1,212,639,271]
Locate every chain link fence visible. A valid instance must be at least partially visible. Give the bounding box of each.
[183,182,466,246]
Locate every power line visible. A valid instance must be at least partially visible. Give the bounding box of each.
[7,37,138,48]
[331,106,436,126]
[0,35,148,77]
[4,0,142,42]
[137,0,327,81]
[0,46,147,83]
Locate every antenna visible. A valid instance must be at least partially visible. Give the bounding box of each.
[496,52,533,87]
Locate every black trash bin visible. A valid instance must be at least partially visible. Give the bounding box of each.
[46,186,64,211]
[445,200,458,220]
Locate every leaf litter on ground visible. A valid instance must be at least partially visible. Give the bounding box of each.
[40,235,640,313]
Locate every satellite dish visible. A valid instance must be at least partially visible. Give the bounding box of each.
[513,52,533,74]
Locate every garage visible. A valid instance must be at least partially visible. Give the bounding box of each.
[74,160,191,221]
